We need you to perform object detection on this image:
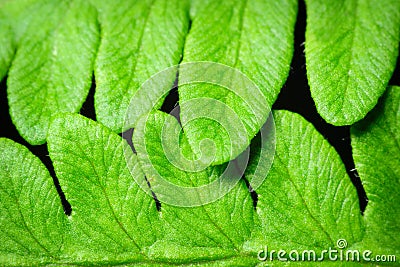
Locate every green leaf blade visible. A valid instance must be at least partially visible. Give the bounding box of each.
[351,86,400,257]
[0,138,67,265]
[7,0,99,144]
[94,0,190,132]
[247,111,364,252]
[133,111,256,262]
[179,0,297,164]
[47,113,162,260]
[305,0,400,125]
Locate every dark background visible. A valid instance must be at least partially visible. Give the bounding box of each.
[1,0,399,215]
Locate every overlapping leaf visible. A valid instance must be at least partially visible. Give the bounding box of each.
[5,0,99,144]
[132,111,256,263]
[178,0,298,164]
[305,0,400,125]
[246,111,364,254]
[47,114,162,262]
[93,0,190,132]
[351,86,400,258]
[0,138,67,266]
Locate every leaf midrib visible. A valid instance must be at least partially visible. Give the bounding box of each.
[324,0,362,118]
[232,0,248,68]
